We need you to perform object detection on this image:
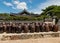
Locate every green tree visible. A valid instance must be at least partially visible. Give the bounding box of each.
[41,5,60,18]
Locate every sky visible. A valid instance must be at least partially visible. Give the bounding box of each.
[0,0,60,14]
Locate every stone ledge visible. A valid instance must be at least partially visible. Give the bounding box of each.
[0,32,60,40]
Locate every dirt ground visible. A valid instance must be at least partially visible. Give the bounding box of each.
[0,37,60,43]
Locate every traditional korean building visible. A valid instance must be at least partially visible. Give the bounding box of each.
[10,9,39,17]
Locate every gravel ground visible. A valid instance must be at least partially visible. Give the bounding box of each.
[0,37,60,43]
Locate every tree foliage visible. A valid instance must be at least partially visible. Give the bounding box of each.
[41,5,60,18]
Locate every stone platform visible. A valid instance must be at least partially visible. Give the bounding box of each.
[0,31,60,40]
